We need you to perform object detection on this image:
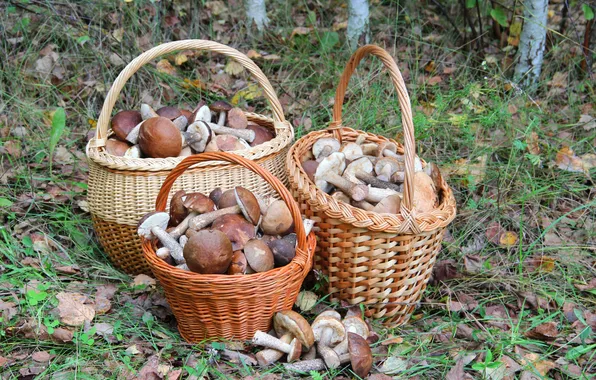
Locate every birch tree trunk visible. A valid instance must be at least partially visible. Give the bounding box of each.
[245,0,269,32]
[514,0,549,88]
[347,0,370,50]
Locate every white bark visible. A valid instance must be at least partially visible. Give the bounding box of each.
[514,0,549,87]
[245,0,269,32]
[348,0,371,50]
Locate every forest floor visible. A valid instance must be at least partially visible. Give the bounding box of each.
[1,0,595,379]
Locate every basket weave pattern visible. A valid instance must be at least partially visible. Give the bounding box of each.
[286,45,457,326]
[142,152,315,342]
[85,40,294,275]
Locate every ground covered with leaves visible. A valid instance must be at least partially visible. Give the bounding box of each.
[0,0,595,379]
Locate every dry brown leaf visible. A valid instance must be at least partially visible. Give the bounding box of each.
[51,328,73,343]
[579,114,596,131]
[554,146,594,174]
[156,59,176,75]
[446,359,464,380]
[443,67,456,74]
[486,222,505,244]
[526,132,540,155]
[464,255,484,273]
[55,265,80,274]
[525,256,556,272]
[499,231,518,247]
[427,76,442,85]
[381,336,404,346]
[291,27,312,38]
[224,60,244,76]
[294,290,317,312]
[109,53,125,66]
[31,351,51,363]
[521,352,555,377]
[547,72,567,88]
[54,292,95,327]
[246,50,261,59]
[132,274,156,288]
[332,21,348,31]
[431,259,458,283]
[575,278,596,291]
[526,321,558,341]
[205,1,227,16]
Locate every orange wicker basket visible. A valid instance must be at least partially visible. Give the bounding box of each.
[142,152,316,342]
[286,45,457,327]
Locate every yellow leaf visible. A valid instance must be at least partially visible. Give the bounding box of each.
[182,78,205,89]
[263,54,281,61]
[522,353,555,376]
[509,21,522,37]
[291,27,312,38]
[246,50,261,59]
[499,231,518,247]
[156,59,176,75]
[88,119,97,128]
[332,21,348,31]
[112,28,124,43]
[555,146,584,173]
[231,83,264,105]
[174,53,188,66]
[224,60,244,76]
[535,256,556,272]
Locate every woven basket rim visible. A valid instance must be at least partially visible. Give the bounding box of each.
[287,126,457,234]
[86,113,293,172]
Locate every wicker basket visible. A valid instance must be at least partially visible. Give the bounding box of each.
[286,45,457,326]
[86,40,294,275]
[142,152,316,341]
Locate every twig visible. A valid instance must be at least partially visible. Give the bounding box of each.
[430,0,465,44]
[581,18,594,76]
[560,0,569,34]
[460,0,479,50]
[475,0,484,50]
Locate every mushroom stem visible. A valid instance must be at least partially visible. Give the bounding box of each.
[317,342,341,369]
[253,331,291,353]
[284,359,326,372]
[176,263,189,270]
[188,205,241,230]
[325,172,368,202]
[151,227,185,264]
[255,334,293,366]
[124,145,142,158]
[303,346,317,360]
[365,186,399,203]
[179,235,188,249]
[140,104,158,120]
[172,115,188,131]
[125,121,144,144]
[155,247,171,260]
[303,219,315,236]
[352,200,375,211]
[203,121,255,143]
[169,212,199,240]
[355,172,403,192]
[217,112,226,126]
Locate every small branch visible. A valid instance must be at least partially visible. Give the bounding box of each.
[430,0,464,44]
[581,18,594,76]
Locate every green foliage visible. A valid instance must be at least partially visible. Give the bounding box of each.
[582,4,594,21]
[319,31,340,52]
[49,107,66,165]
[490,8,509,27]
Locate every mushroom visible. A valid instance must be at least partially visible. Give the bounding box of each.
[302,160,319,183]
[424,162,444,191]
[140,104,159,120]
[227,250,248,275]
[212,134,251,151]
[247,124,274,146]
[209,100,233,125]
[201,121,255,143]
[261,200,293,235]
[269,233,297,267]
[137,212,184,264]
[212,214,256,251]
[273,310,315,349]
[191,104,212,123]
[183,192,216,214]
[178,146,193,157]
[183,122,211,152]
[179,235,188,249]
[330,191,351,204]
[255,333,294,366]
[333,316,370,355]
[364,185,399,203]
[217,189,237,209]
[169,190,188,227]
[235,187,261,225]
[244,239,274,272]
[341,142,364,161]
[342,157,373,184]
[156,106,182,121]
[138,117,183,158]
[124,145,142,158]
[356,172,403,192]
[315,153,368,201]
[375,157,403,182]
[372,194,401,214]
[110,110,142,141]
[155,247,171,260]
[209,188,223,204]
[105,139,132,157]
[168,212,199,240]
[227,107,248,129]
[413,171,437,214]
[352,200,374,211]
[303,346,317,360]
[188,205,241,230]
[183,229,234,274]
[252,330,302,362]
[312,138,341,161]
[311,316,346,368]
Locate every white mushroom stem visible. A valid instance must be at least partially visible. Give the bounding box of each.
[172,115,188,131]
[253,331,292,353]
[324,172,368,202]
[352,200,375,211]
[303,219,314,236]
[151,227,185,264]
[355,172,402,192]
[179,235,188,249]
[188,205,241,230]
[303,346,317,360]
[217,112,226,126]
[256,334,293,366]
[124,145,141,158]
[169,212,199,240]
[366,186,399,203]
[140,104,158,120]
[284,355,350,372]
[125,121,144,144]
[317,342,341,369]
[176,263,189,271]
[204,121,255,143]
[156,247,171,260]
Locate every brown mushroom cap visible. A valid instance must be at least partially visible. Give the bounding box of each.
[211,214,256,251]
[227,250,248,275]
[261,200,293,235]
[235,187,261,225]
[247,124,274,146]
[105,139,132,157]
[138,117,182,158]
[156,106,182,120]
[347,332,372,378]
[312,316,345,345]
[183,192,216,214]
[169,190,188,227]
[214,135,248,152]
[413,171,437,214]
[209,187,223,205]
[209,100,233,112]
[111,110,142,141]
[372,194,401,214]
[302,160,319,183]
[270,233,296,267]
[183,230,234,274]
[217,189,237,209]
[244,239,274,272]
[180,109,193,120]
[274,310,315,349]
[227,107,248,129]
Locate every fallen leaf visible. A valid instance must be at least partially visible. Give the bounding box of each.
[431,259,458,283]
[291,26,312,38]
[0,299,17,321]
[246,49,261,59]
[443,67,456,74]
[31,351,51,363]
[125,345,141,355]
[332,21,348,31]
[55,265,80,274]
[525,132,540,155]
[543,232,562,246]
[231,83,264,104]
[521,352,555,377]
[547,72,567,88]
[109,53,125,66]
[263,54,281,61]
[53,146,74,164]
[525,256,555,272]
[54,292,95,327]
[379,356,409,374]
[294,290,317,312]
[500,355,522,378]
[525,321,558,341]
[137,355,161,379]
[446,359,464,380]
[464,255,484,273]
[94,322,114,337]
[499,231,518,247]
[555,146,591,173]
[132,274,156,288]
[112,28,124,42]
[174,53,188,66]
[51,328,73,343]
[1,140,22,158]
[486,222,505,244]
[156,59,176,75]
[427,76,442,85]
[22,257,40,268]
[224,60,244,76]
[381,336,404,346]
[205,1,227,16]
[575,278,596,291]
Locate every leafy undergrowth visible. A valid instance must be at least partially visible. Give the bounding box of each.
[1,0,595,379]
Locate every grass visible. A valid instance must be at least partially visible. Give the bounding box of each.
[1,0,595,378]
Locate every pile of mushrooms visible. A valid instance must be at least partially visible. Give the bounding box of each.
[302,135,444,214]
[105,100,275,158]
[138,186,313,275]
[249,310,373,378]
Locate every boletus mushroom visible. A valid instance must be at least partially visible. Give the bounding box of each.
[315,153,368,202]
[247,124,274,146]
[211,214,256,251]
[169,190,188,227]
[227,250,248,275]
[412,171,437,214]
[183,229,233,274]
[227,107,248,129]
[244,239,274,272]
[138,117,182,158]
[111,110,142,141]
[261,200,293,236]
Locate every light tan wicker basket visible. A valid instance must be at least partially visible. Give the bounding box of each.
[86,40,294,275]
[286,45,457,326]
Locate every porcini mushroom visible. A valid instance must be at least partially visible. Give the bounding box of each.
[183,229,234,274]
[169,190,188,227]
[247,124,274,146]
[261,200,293,235]
[191,105,212,123]
[213,134,251,151]
[212,214,256,251]
[209,100,233,125]
[235,187,261,225]
[209,188,223,204]
[311,316,346,368]
[183,192,216,214]
[252,330,302,362]
[333,316,370,355]
[315,153,368,201]
[188,205,241,230]
[140,104,159,120]
[156,106,182,121]
[270,233,297,267]
[217,188,237,209]
[227,107,248,129]
[312,138,341,160]
[302,160,319,183]
[413,171,437,214]
[244,239,274,272]
[137,212,184,264]
[255,334,294,366]
[372,194,402,214]
[375,157,403,182]
[105,139,133,157]
[201,121,255,142]
[227,251,248,275]
[111,110,142,141]
[341,142,364,161]
[138,117,183,158]
[331,191,351,204]
[183,122,211,152]
[274,310,315,349]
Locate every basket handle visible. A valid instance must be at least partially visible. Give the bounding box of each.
[154,152,308,269]
[93,40,287,148]
[329,44,416,213]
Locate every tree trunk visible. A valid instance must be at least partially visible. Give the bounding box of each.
[245,0,269,32]
[514,0,549,88]
[347,0,370,50]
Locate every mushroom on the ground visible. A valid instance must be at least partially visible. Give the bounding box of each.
[183,229,234,274]
[311,315,346,368]
[255,334,294,366]
[252,330,302,362]
[333,316,370,355]
[273,310,315,349]
[315,152,368,201]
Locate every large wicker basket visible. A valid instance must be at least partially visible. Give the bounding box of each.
[286,45,457,326]
[142,152,316,341]
[86,40,294,275]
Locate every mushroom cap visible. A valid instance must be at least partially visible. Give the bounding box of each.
[287,338,302,362]
[186,121,212,152]
[412,171,437,214]
[342,316,370,338]
[247,124,274,146]
[273,310,315,349]
[209,100,233,112]
[314,152,346,193]
[105,139,132,157]
[227,107,248,129]
[183,192,216,214]
[138,117,183,158]
[375,157,402,179]
[312,138,341,159]
[209,187,223,204]
[193,105,212,123]
[301,160,319,183]
[243,239,274,272]
[140,104,159,120]
[270,233,297,267]
[315,310,341,321]
[156,106,182,120]
[341,142,364,161]
[377,141,397,157]
[261,200,293,235]
[344,157,373,181]
[180,109,193,120]
[424,162,444,190]
[213,135,247,152]
[169,190,188,227]
[347,332,372,378]
[137,212,170,239]
[372,194,402,214]
[211,214,256,251]
[312,316,345,345]
[111,110,142,141]
[217,189,237,209]
[183,229,234,274]
[234,187,261,225]
[227,250,248,275]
